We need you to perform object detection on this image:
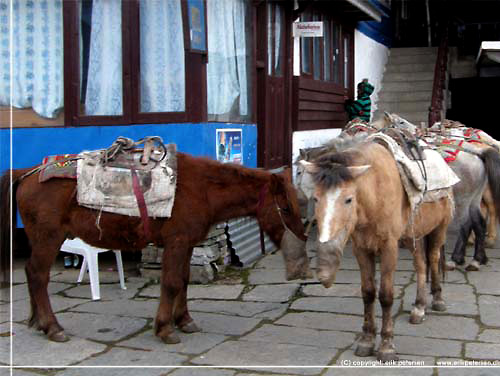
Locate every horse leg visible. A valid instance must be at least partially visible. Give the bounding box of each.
[410,239,427,324]
[24,232,68,342]
[449,217,471,267]
[352,249,377,357]
[483,186,497,247]
[173,247,201,334]
[466,206,488,271]
[377,242,399,362]
[155,236,191,344]
[427,229,447,312]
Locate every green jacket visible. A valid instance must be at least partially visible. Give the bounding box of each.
[346,82,374,122]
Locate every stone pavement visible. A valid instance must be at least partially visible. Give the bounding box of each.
[1,236,500,376]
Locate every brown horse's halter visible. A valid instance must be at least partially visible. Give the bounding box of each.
[256,182,306,246]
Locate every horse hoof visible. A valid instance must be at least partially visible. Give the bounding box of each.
[180,321,201,333]
[161,331,181,344]
[465,259,480,271]
[377,349,399,363]
[354,343,375,357]
[445,261,456,271]
[486,238,496,248]
[48,330,69,343]
[432,300,447,312]
[409,308,425,324]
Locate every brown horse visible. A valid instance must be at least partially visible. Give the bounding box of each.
[0,152,311,344]
[300,138,453,361]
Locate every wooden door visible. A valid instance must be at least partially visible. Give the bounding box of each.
[257,2,290,169]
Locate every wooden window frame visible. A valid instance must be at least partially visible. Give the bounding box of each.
[63,0,207,127]
[299,9,354,95]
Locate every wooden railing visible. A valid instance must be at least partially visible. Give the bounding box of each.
[428,26,449,127]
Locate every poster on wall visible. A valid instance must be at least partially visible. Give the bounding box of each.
[216,129,242,164]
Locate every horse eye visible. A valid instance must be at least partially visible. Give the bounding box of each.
[345,197,352,204]
[313,197,318,203]
[281,206,290,214]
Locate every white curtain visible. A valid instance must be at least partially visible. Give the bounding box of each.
[275,7,282,74]
[85,0,122,116]
[0,0,64,119]
[140,0,185,113]
[207,0,249,118]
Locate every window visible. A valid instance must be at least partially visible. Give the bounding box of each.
[300,10,311,74]
[206,0,252,123]
[0,0,64,119]
[299,11,352,92]
[64,0,199,126]
[267,2,284,77]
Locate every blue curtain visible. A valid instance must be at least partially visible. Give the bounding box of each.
[140,0,185,113]
[0,0,63,119]
[207,0,250,119]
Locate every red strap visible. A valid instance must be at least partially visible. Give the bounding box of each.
[130,167,151,240]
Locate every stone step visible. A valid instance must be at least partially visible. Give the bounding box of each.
[379,90,432,102]
[388,53,437,65]
[373,110,428,126]
[383,71,435,82]
[385,63,436,73]
[390,47,438,56]
[382,80,433,92]
[377,100,430,113]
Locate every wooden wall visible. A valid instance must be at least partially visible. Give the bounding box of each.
[0,107,64,129]
[292,77,347,132]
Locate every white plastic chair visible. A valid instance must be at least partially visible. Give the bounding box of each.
[60,238,126,300]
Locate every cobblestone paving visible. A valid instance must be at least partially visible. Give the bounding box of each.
[1,236,499,375]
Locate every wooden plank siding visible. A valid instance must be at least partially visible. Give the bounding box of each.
[0,107,64,129]
[292,76,347,132]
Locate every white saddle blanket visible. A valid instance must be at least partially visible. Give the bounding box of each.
[77,144,177,218]
[368,133,460,211]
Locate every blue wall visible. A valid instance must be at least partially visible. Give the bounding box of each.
[357,0,392,48]
[0,122,258,174]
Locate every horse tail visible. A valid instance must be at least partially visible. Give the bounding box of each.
[0,169,25,284]
[480,148,500,223]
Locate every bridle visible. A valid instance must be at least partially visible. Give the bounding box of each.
[256,182,307,242]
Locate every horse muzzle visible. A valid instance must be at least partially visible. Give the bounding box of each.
[280,228,313,280]
[316,241,343,288]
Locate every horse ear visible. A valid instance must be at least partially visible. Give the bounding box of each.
[384,111,393,122]
[270,173,286,194]
[348,165,371,178]
[298,160,319,174]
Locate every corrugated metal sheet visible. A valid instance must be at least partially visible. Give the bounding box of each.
[227,216,277,267]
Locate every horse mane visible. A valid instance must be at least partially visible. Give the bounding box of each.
[324,132,371,153]
[312,150,360,189]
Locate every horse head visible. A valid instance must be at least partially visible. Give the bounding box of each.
[300,154,371,288]
[383,112,418,134]
[257,168,312,280]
